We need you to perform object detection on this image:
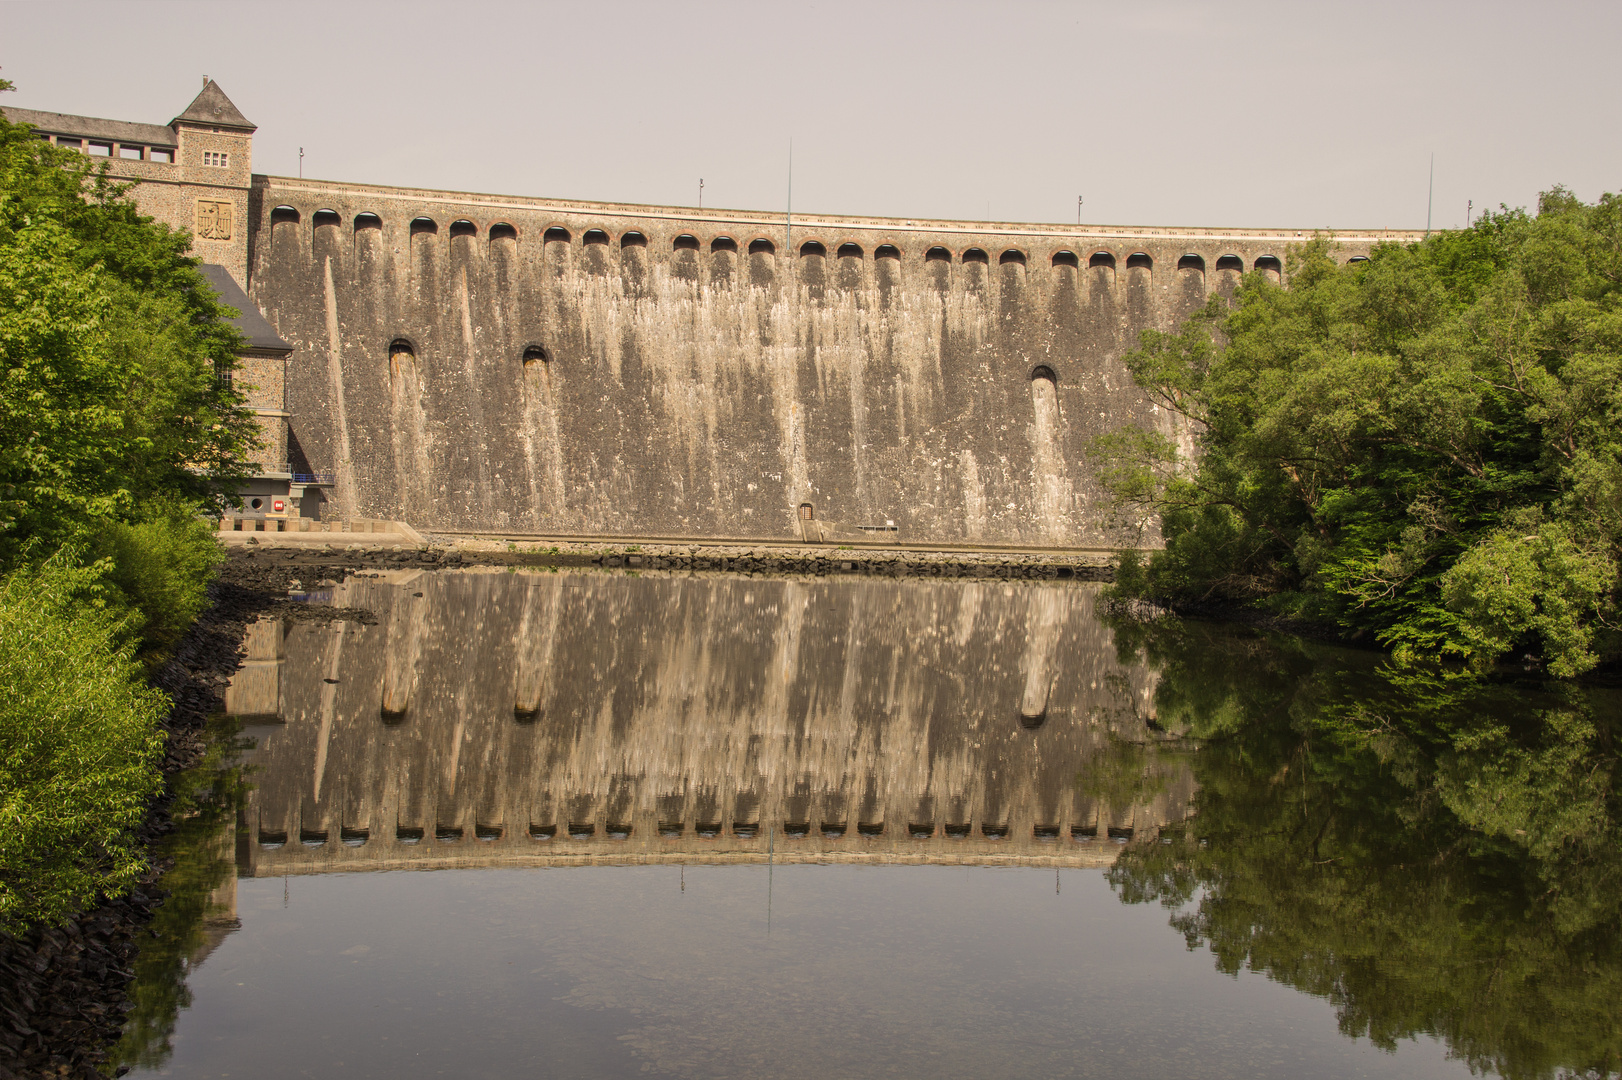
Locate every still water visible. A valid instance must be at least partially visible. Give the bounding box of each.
[115,569,1621,1079]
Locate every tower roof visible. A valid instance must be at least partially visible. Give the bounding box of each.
[172,80,255,132]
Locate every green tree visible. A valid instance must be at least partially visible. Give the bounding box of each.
[0,84,256,566]
[1093,192,1622,675]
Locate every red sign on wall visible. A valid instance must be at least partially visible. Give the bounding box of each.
[272,500,285,513]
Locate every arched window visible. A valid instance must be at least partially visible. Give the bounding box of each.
[543,226,571,243]
[1126,252,1153,270]
[748,238,776,255]
[522,345,549,368]
[1051,250,1079,268]
[582,229,610,245]
[874,244,900,259]
[1215,254,1244,272]
[1347,255,1369,264]
[410,217,438,236]
[620,231,647,248]
[1089,250,1116,269]
[924,246,951,262]
[312,208,341,229]
[836,242,863,258]
[270,205,300,225]
[961,248,989,264]
[999,248,1027,266]
[673,233,700,250]
[799,240,827,257]
[389,339,416,369]
[489,222,518,241]
[354,212,382,231]
[1254,254,1282,273]
[1177,253,1205,273]
[1030,365,1057,384]
[711,235,738,253]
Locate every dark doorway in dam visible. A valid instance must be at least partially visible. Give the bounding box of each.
[489,222,517,241]
[673,233,700,250]
[583,229,610,245]
[449,219,477,238]
[1126,252,1152,270]
[1254,254,1283,276]
[1215,254,1244,272]
[354,212,382,232]
[1088,251,1115,269]
[925,246,951,262]
[799,240,827,257]
[1052,250,1079,268]
[522,345,550,368]
[999,249,1027,266]
[875,245,900,260]
[543,226,571,243]
[1177,253,1205,273]
[410,217,438,236]
[961,248,988,264]
[1030,365,1057,384]
[270,204,300,225]
[748,238,776,255]
[711,235,738,253]
[836,243,863,258]
[312,209,341,229]
[620,231,647,248]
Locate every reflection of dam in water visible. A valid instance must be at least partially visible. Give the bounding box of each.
[227,571,1193,873]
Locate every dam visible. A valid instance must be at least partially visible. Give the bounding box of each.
[8,81,1424,546]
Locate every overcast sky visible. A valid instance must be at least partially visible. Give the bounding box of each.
[5,1,1619,230]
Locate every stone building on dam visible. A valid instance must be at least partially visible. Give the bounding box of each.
[7,81,1425,546]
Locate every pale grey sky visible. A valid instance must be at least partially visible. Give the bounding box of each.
[4,0,1619,230]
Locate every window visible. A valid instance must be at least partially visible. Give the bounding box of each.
[544,226,571,243]
[673,233,700,251]
[56,137,83,151]
[1051,250,1079,268]
[874,245,900,260]
[203,151,229,167]
[836,243,863,258]
[88,142,111,157]
[118,145,143,160]
[924,246,951,262]
[800,240,828,257]
[999,249,1027,266]
[711,236,738,253]
[150,148,173,163]
[961,248,989,264]
[490,222,518,241]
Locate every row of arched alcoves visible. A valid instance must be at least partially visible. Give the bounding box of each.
[270,204,1372,273]
[392,337,1063,386]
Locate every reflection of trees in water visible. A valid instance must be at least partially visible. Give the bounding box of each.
[1105,615,1622,1080]
[109,717,251,1074]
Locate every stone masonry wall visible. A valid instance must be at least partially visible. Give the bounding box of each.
[249,175,1423,545]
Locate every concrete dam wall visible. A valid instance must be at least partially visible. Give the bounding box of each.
[248,176,1409,545]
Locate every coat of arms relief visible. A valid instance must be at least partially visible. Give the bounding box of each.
[196,199,234,240]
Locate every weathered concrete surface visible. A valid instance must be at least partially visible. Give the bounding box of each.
[249,177,1422,545]
[229,571,1193,875]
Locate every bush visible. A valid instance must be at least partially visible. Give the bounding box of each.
[92,497,225,655]
[0,557,167,936]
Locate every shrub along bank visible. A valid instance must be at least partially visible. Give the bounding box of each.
[1094,188,1622,677]
[0,78,253,940]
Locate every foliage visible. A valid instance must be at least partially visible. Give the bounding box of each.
[0,80,245,935]
[0,92,256,566]
[1092,192,1622,675]
[1104,616,1622,1080]
[0,556,167,936]
[91,496,227,655]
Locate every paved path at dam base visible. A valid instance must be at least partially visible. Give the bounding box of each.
[223,527,1119,580]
